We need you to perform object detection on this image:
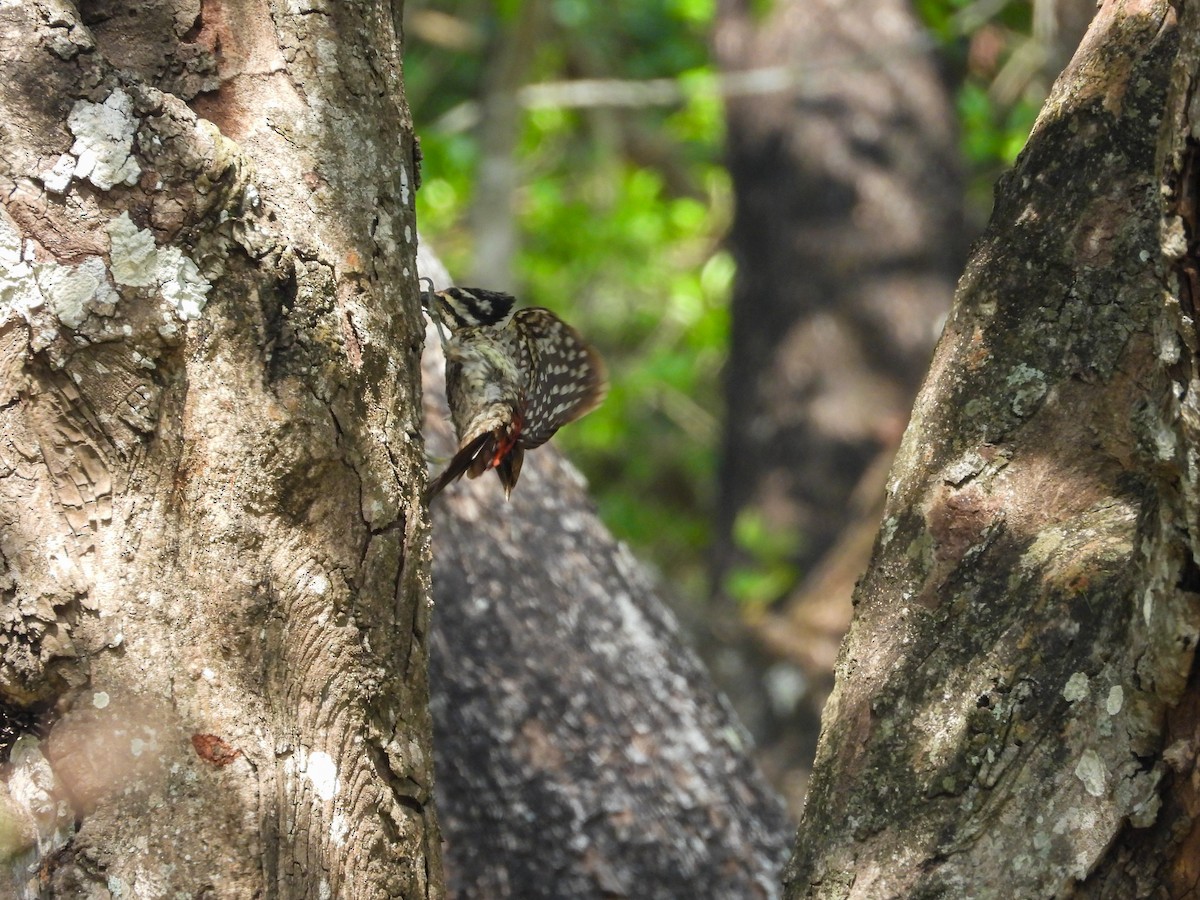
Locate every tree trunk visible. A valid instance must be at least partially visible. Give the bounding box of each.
[786,0,1200,893]
[712,0,965,581]
[417,246,793,900]
[466,0,548,291]
[709,0,966,800]
[0,2,437,896]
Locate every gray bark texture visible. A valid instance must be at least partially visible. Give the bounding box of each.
[786,0,1200,894]
[418,246,793,900]
[0,2,438,897]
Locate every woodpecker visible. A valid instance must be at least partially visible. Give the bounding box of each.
[422,282,607,501]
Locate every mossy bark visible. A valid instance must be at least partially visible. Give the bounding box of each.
[785,0,1200,895]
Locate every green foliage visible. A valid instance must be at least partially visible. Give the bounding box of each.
[518,154,733,594]
[913,0,1060,221]
[722,510,803,610]
[958,81,1042,212]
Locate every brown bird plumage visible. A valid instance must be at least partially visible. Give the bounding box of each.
[423,285,607,502]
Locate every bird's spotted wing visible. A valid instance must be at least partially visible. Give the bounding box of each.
[511,308,608,449]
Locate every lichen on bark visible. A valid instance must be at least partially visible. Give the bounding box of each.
[1,1,436,896]
[786,0,1200,895]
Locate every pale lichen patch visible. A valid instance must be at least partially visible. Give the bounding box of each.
[107,212,212,320]
[67,89,142,191]
[1105,684,1124,715]
[942,450,987,486]
[107,213,159,287]
[1074,749,1107,797]
[2,210,125,353]
[1006,363,1047,417]
[35,258,113,328]
[879,515,899,546]
[40,153,76,195]
[1062,672,1090,702]
[399,162,410,207]
[0,231,41,322]
[155,247,210,320]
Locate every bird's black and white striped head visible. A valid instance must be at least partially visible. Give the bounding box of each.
[422,284,516,332]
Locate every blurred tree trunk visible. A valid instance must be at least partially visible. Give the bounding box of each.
[0,2,437,896]
[710,0,966,801]
[466,1,548,291]
[787,0,1200,893]
[418,246,792,900]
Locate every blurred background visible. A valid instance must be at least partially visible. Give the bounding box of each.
[406,0,1094,816]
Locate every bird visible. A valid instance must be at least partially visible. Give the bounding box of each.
[422,281,607,502]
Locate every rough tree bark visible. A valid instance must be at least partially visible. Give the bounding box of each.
[787,0,1200,894]
[0,2,436,896]
[417,247,793,900]
[709,0,965,796]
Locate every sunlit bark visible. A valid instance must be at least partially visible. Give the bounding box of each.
[0,2,436,895]
[787,0,1200,893]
